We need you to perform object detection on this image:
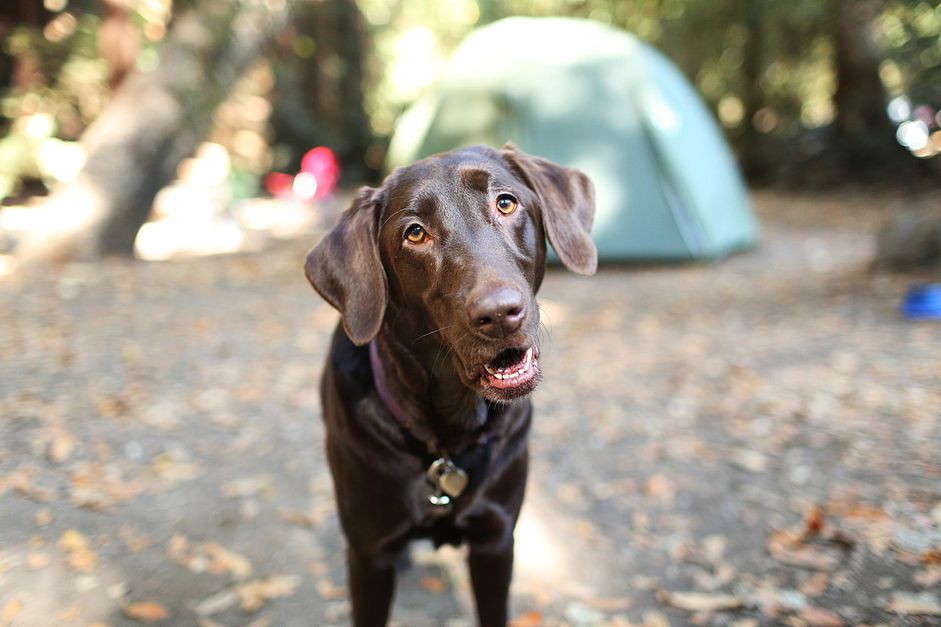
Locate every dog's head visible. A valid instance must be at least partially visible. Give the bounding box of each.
[305,144,596,403]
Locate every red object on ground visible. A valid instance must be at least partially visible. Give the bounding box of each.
[264,171,295,199]
[300,146,340,199]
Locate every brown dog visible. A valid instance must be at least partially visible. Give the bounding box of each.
[304,144,596,625]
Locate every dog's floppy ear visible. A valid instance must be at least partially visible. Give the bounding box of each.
[304,186,387,345]
[501,143,598,275]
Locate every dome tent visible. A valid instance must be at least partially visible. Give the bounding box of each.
[386,17,758,260]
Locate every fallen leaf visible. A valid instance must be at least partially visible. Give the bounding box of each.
[46,426,76,463]
[0,600,24,626]
[420,575,447,593]
[642,609,671,627]
[279,509,318,529]
[97,394,129,418]
[315,577,346,600]
[510,611,543,627]
[150,455,204,483]
[656,589,743,612]
[913,566,941,587]
[118,526,154,553]
[201,542,252,579]
[768,531,839,571]
[124,601,170,622]
[195,589,238,617]
[58,529,98,573]
[34,508,53,526]
[56,604,81,622]
[886,591,941,616]
[236,575,300,613]
[167,536,251,579]
[644,475,676,503]
[221,475,272,499]
[68,463,144,510]
[730,448,768,473]
[5,468,54,501]
[803,505,825,536]
[26,552,51,570]
[798,606,843,626]
[800,572,830,597]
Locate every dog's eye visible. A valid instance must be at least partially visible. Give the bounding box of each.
[404,224,428,244]
[495,194,518,215]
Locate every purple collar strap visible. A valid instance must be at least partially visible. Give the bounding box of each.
[369,339,412,427]
[369,339,496,512]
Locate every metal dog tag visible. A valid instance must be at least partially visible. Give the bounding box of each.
[427,458,469,498]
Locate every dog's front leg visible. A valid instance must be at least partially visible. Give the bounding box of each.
[468,541,514,627]
[347,546,398,627]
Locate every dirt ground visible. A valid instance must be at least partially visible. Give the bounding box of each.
[1,189,939,627]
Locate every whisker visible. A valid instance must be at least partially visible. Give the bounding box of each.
[413,325,452,343]
[433,333,470,376]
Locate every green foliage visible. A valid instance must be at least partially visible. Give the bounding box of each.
[2,14,108,139]
[356,0,940,174]
[880,1,941,104]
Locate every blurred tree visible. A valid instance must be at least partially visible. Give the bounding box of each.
[98,0,140,91]
[269,0,375,183]
[15,0,292,262]
[829,0,913,171]
[0,1,51,93]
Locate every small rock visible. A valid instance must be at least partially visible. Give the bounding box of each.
[656,589,744,613]
[730,448,768,473]
[893,528,941,554]
[564,600,604,626]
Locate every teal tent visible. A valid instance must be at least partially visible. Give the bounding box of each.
[387,17,758,260]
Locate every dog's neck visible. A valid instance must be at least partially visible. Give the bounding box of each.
[372,328,491,455]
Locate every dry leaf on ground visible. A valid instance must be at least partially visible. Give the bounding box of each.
[656,589,744,612]
[510,610,542,627]
[58,529,98,573]
[0,600,24,627]
[236,575,301,613]
[798,606,844,626]
[419,575,448,593]
[124,601,170,622]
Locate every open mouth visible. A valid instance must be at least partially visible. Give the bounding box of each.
[481,346,538,391]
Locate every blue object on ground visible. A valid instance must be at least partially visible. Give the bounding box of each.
[902,283,941,320]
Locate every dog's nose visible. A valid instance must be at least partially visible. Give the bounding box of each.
[469,286,526,338]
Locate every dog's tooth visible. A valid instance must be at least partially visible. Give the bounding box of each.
[485,365,495,375]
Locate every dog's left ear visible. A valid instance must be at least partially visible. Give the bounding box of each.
[501,143,598,275]
[304,186,387,345]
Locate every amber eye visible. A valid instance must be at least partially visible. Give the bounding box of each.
[404,224,428,244]
[496,194,518,215]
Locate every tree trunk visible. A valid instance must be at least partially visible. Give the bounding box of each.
[269,0,374,183]
[16,0,291,262]
[738,0,768,180]
[830,0,909,170]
